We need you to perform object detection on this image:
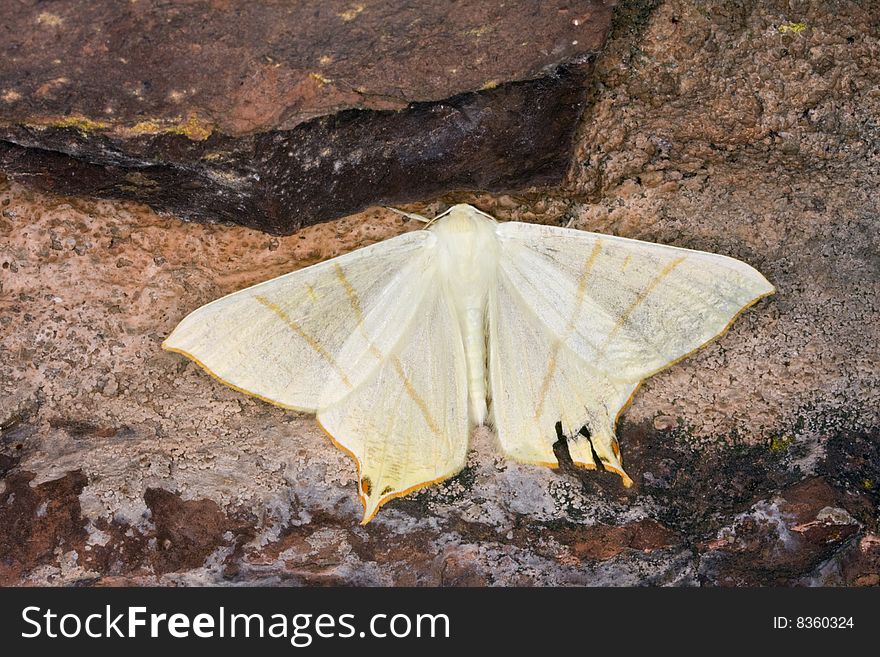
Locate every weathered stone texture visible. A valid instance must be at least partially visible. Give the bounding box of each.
[0,1,615,233]
[1,0,878,585]
[0,67,594,234]
[1,0,612,134]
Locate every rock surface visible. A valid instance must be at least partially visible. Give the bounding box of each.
[0,68,593,234]
[1,0,878,586]
[0,0,612,134]
[0,0,613,233]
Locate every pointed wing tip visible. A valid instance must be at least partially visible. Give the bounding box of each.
[572,458,634,488]
[162,340,187,357]
[161,326,186,353]
[355,471,465,524]
[746,265,775,298]
[602,463,634,488]
[758,277,776,297]
[162,336,193,359]
[610,467,634,488]
[741,278,776,316]
[359,492,395,524]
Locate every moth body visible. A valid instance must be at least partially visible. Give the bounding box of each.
[430,205,500,426]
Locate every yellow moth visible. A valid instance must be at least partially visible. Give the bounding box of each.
[163,204,774,523]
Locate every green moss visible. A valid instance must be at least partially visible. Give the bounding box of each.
[26,113,214,141]
[123,172,159,187]
[308,72,332,86]
[464,26,491,37]
[127,119,164,135]
[337,4,364,22]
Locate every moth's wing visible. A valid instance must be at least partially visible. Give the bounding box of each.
[163,230,436,412]
[488,275,638,482]
[489,221,774,481]
[495,222,776,380]
[317,281,469,524]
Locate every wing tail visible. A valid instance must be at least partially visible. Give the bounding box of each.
[490,221,774,488]
[488,274,637,485]
[317,284,470,523]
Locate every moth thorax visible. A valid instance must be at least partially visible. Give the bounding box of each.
[440,204,488,232]
[431,205,497,237]
[433,211,500,292]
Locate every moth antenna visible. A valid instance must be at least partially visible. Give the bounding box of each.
[384,206,430,223]
[421,205,455,229]
[468,206,497,221]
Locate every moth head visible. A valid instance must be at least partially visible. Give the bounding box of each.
[431,203,497,235]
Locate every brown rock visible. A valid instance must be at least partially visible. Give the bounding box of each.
[0,1,614,233]
[570,519,681,561]
[439,545,489,586]
[0,69,594,234]
[80,518,152,579]
[0,1,612,135]
[0,468,88,585]
[703,477,862,585]
[840,535,880,588]
[780,478,848,525]
[144,487,230,575]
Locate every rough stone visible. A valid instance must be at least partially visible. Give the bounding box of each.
[699,477,862,586]
[0,1,614,233]
[1,0,878,586]
[0,67,595,234]
[0,466,88,585]
[0,1,613,134]
[144,487,232,575]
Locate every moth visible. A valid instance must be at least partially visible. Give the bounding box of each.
[163,204,774,523]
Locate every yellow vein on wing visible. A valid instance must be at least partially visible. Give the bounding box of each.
[535,239,603,421]
[254,294,353,388]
